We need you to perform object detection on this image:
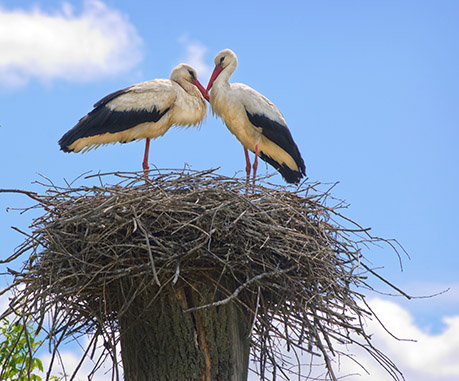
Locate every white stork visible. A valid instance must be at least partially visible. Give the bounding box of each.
[206,49,306,184]
[59,64,209,170]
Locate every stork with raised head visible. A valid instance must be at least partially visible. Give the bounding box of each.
[206,49,306,185]
[59,64,209,171]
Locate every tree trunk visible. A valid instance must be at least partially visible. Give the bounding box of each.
[119,281,251,381]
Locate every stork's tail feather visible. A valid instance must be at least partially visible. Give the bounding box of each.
[58,109,110,153]
[259,152,306,184]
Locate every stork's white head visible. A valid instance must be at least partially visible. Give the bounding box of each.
[170,64,209,101]
[214,49,238,68]
[206,49,238,92]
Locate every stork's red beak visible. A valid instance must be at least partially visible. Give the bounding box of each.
[206,64,224,92]
[192,79,210,102]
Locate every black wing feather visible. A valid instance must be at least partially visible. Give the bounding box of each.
[59,88,170,152]
[246,110,306,183]
[258,152,303,184]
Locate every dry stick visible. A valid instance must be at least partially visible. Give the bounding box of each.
[184,266,296,313]
[69,333,99,381]
[248,286,261,339]
[359,262,412,300]
[21,316,34,380]
[0,188,51,206]
[132,207,161,287]
[0,283,16,299]
[93,317,121,381]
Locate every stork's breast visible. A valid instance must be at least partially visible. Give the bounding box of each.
[172,95,207,126]
[221,108,261,152]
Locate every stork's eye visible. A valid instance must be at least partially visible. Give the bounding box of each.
[219,56,225,64]
[188,70,196,80]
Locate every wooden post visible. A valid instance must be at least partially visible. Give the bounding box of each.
[119,281,251,380]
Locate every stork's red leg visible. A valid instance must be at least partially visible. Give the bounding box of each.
[142,138,151,171]
[244,147,251,185]
[252,144,259,185]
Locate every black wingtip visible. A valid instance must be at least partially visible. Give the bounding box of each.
[245,110,306,184]
[58,129,77,153]
[259,152,306,184]
[281,166,306,184]
[58,142,73,153]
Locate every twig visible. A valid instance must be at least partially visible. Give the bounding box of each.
[0,168,409,381]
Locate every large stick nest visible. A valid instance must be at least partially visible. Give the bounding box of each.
[1,169,407,380]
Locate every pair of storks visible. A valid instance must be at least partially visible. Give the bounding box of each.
[59,49,306,184]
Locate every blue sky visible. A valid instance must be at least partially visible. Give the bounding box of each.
[1,1,458,379]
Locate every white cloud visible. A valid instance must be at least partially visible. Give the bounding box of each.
[178,35,212,83]
[39,336,119,381]
[247,297,459,380]
[0,288,11,317]
[340,298,459,380]
[0,0,143,88]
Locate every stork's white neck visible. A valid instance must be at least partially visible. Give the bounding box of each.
[214,59,237,88]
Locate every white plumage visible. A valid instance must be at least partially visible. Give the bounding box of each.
[59,64,209,170]
[206,49,306,184]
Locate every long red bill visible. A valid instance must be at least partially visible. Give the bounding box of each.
[206,65,224,92]
[193,79,210,102]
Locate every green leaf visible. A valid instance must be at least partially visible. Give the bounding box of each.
[0,317,47,380]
